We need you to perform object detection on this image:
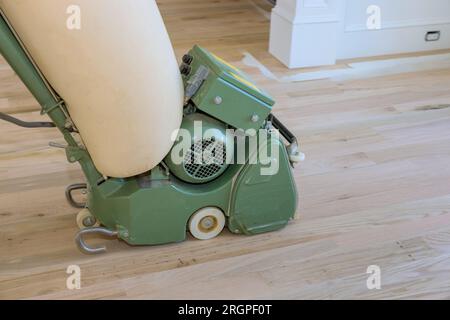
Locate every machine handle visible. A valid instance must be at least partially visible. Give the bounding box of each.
[65,183,87,209]
[270,114,305,164]
[270,114,295,144]
[0,111,55,128]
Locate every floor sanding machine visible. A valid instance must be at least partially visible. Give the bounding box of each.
[0,1,303,253]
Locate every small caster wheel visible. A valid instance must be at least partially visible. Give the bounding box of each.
[289,152,305,163]
[188,207,225,240]
[76,208,100,229]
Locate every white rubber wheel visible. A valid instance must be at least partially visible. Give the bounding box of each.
[76,208,100,229]
[188,207,225,240]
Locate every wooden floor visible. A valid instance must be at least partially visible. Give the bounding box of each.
[1,0,450,299]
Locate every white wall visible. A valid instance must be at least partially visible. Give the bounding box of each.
[270,0,450,68]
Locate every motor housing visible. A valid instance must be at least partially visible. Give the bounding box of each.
[165,113,233,184]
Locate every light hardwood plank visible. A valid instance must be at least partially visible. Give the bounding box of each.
[1,0,450,299]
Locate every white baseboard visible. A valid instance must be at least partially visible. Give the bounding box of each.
[269,0,450,68]
[338,24,450,60]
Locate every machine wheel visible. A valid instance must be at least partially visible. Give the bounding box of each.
[188,207,225,240]
[289,152,306,163]
[76,208,100,229]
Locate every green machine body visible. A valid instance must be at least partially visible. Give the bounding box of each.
[0,13,301,253]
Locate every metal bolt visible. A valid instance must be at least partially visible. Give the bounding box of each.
[69,156,76,162]
[122,231,129,238]
[64,120,72,129]
[180,64,191,76]
[182,54,193,64]
[251,114,259,123]
[83,216,96,227]
[201,217,214,229]
[214,96,223,105]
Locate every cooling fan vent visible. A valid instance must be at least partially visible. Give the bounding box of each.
[183,138,227,180]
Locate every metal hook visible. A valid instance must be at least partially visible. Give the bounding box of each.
[75,227,119,254]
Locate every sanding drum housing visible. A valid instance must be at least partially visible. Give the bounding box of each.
[0,0,184,178]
